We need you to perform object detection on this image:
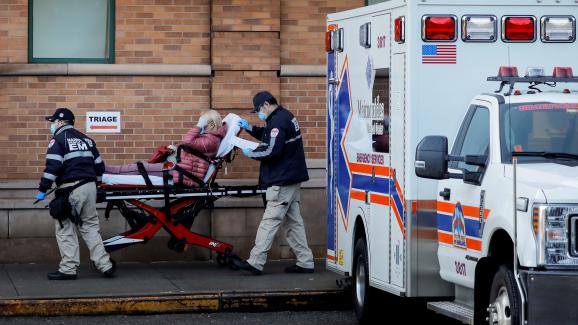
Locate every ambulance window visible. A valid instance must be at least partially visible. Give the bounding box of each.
[454,107,490,172]
[369,68,389,153]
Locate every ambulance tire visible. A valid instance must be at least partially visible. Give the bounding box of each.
[488,265,521,325]
[352,237,376,324]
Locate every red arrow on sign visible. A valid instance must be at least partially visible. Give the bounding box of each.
[90,125,118,129]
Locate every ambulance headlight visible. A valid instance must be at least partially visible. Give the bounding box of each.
[541,16,576,43]
[462,15,497,42]
[533,205,578,267]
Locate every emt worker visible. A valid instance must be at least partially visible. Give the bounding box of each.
[37,108,115,280]
[234,91,314,275]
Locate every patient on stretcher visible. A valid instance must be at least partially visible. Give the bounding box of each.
[104,110,227,187]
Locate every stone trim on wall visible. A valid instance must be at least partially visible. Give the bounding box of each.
[0,64,326,77]
[0,64,212,76]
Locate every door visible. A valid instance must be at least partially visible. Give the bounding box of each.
[437,105,490,288]
[327,30,338,265]
[388,52,405,288]
[367,13,392,285]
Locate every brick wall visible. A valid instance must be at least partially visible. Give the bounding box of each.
[0,0,365,181]
[280,77,326,159]
[116,0,210,64]
[211,0,280,32]
[0,0,27,64]
[0,76,210,179]
[280,0,362,65]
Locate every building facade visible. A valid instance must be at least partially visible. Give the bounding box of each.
[0,0,363,263]
[0,0,363,180]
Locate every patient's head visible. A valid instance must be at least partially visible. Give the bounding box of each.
[201,110,223,133]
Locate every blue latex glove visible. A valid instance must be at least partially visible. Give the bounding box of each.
[36,191,46,201]
[242,148,252,157]
[238,119,250,130]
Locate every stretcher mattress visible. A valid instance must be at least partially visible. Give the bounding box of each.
[102,174,171,186]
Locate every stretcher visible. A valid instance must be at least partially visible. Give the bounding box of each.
[97,114,265,266]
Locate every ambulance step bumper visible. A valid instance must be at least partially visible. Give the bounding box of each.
[427,301,473,325]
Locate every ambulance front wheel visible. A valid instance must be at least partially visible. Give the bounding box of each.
[352,237,376,324]
[487,265,521,325]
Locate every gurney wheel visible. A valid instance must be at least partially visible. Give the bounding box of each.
[216,253,228,266]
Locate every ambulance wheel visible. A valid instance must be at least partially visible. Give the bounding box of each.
[488,265,521,325]
[352,237,375,324]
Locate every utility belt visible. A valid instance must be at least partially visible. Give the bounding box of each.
[49,178,94,228]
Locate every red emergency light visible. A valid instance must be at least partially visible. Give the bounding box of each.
[553,67,574,78]
[502,16,536,42]
[395,16,405,43]
[498,66,519,77]
[422,16,457,41]
[326,31,334,52]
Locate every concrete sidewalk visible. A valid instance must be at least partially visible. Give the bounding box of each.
[0,260,349,316]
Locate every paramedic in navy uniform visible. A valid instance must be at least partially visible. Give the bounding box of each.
[234,91,315,275]
[36,108,115,280]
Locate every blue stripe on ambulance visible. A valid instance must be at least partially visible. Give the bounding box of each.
[437,213,482,238]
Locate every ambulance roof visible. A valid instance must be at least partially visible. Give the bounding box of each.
[490,92,578,105]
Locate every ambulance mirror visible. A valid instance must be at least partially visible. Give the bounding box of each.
[415,136,449,180]
[464,155,487,167]
[463,171,483,185]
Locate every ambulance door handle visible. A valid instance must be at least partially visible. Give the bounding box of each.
[439,188,451,201]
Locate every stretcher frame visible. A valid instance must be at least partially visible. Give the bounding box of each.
[97,146,265,266]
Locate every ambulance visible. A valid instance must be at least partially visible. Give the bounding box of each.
[325,1,578,324]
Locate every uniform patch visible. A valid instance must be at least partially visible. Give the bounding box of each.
[270,128,279,137]
[48,139,55,148]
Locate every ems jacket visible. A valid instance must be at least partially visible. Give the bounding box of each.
[246,106,309,188]
[38,125,105,193]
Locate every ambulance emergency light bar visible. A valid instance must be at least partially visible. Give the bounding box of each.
[419,15,574,43]
[488,66,578,95]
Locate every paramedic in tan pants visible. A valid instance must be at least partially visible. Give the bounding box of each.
[234,91,314,275]
[36,108,115,280]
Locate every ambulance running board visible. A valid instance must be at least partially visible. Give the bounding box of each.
[427,301,474,325]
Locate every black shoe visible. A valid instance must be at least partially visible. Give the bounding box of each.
[103,258,116,278]
[47,271,77,280]
[232,259,262,275]
[168,237,185,253]
[284,264,314,274]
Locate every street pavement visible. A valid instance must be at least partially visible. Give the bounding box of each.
[0,259,348,316]
[0,311,358,325]
[0,259,463,323]
[0,260,337,299]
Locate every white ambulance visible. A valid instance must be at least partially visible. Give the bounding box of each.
[325,1,578,324]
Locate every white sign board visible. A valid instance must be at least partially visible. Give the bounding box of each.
[86,111,121,133]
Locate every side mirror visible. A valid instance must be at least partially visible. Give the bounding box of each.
[464,155,487,167]
[415,136,449,180]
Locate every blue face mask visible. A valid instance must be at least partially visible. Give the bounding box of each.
[258,111,267,121]
[50,123,58,135]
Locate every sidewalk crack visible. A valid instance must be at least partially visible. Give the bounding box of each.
[3,265,21,297]
[151,264,184,293]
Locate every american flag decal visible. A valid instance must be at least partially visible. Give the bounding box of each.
[422,44,457,64]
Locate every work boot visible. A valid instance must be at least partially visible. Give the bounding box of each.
[103,258,116,278]
[47,271,77,280]
[232,259,262,275]
[167,237,186,253]
[284,264,314,274]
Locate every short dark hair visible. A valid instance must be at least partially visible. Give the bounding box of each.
[265,97,278,106]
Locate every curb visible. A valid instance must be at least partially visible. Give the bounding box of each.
[0,290,350,316]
